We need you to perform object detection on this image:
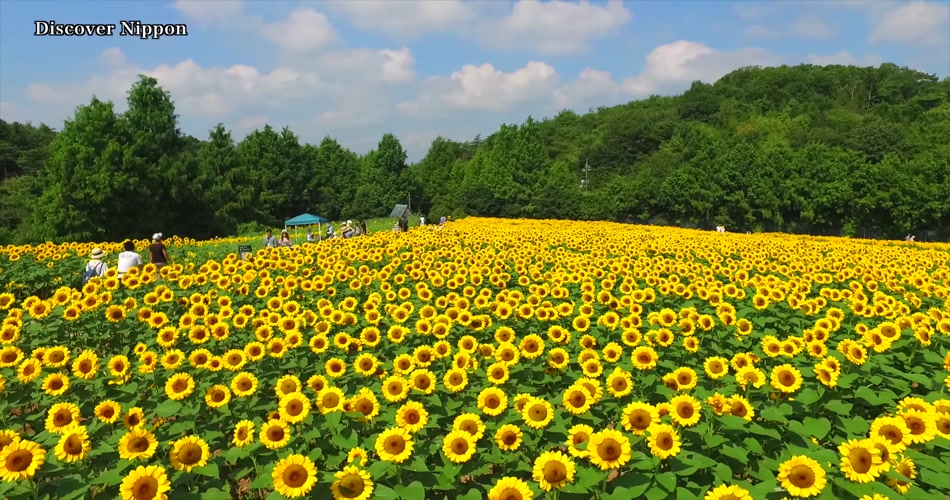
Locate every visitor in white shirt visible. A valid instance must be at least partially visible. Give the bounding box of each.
[116,240,143,277]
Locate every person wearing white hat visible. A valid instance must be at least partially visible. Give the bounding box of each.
[84,248,108,282]
[342,220,355,238]
[149,233,170,269]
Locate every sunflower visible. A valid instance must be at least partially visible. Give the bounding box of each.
[205,385,231,409]
[443,369,468,392]
[317,387,346,414]
[588,429,632,470]
[442,430,477,463]
[605,368,633,397]
[382,376,410,403]
[777,455,826,498]
[886,456,916,494]
[275,374,302,397]
[562,385,593,415]
[521,398,554,429]
[0,439,45,482]
[260,420,291,450]
[54,425,91,463]
[669,394,702,427]
[488,477,534,500]
[272,454,319,498]
[42,372,70,397]
[0,430,19,453]
[453,413,486,440]
[870,416,911,452]
[395,401,429,434]
[478,387,509,417]
[900,410,936,444]
[770,364,804,393]
[233,420,255,448]
[170,435,210,472]
[532,450,575,491]
[735,366,767,389]
[647,423,682,459]
[704,484,753,500]
[567,424,593,458]
[347,447,369,467]
[727,395,755,421]
[331,465,374,500]
[123,407,145,429]
[703,356,730,379]
[325,358,347,378]
[495,424,523,452]
[164,372,196,401]
[621,401,657,435]
[838,438,882,483]
[231,371,259,398]
[631,346,658,370]
[118,427,158,461]
[16,358,42,384]
[279,392,311,424]
[375,427,413,464]
[45,402,81,434]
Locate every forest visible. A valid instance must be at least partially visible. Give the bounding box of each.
[1,62,949,243]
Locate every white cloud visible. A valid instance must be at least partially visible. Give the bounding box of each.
[807,50,883,67]
[478,0,633,55]
[553,68,622,109]
[324,0,476,38]
[99,47,127,66]
[315,110,385,130]
[26,48,336,118]
[398,62,559,114]
[236,116,268,130]
[312,47,416,85]
[258,8,339,52]
[621,41,783,96]
[867,1,950,47]
[378,48,416,84]
[790,16,834,39]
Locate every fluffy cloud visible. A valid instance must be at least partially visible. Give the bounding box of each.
[807,50,883,67]
[621,41,782,96]
[477,0,633,55]
[258,8,339,52]
[789,16,834,39]
[315,48,416,85]
[25,49,337,117]
[235,116,268,130]
[398,62,559,114]
[867,1,950,47]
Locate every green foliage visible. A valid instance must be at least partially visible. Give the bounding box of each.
[2,63,950,244]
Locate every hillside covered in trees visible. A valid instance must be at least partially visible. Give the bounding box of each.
[1,62,949,243]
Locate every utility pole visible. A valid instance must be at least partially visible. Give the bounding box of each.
[407,192,412,212]
[581,158,591,189]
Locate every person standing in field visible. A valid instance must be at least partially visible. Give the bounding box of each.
[306,228,315,243]
[149,233,170,270]
[116,240,143,278]
[278,230,294,248]
[83,248,108,284]
[263,230,277,248]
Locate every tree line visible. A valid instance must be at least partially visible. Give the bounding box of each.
[1,62,949,243]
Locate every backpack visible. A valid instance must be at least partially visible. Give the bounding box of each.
[82,262,103,285]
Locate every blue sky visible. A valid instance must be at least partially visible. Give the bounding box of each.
[1,0,948,161]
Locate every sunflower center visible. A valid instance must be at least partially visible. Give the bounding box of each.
[497,487,523,500]
[789,464,815,488]
[54,411,72,427]
[339,474,365,497]
[503,433,518,445]
[323,394,340,407]
[64,435,83,454]
[132,477,158,500]
[212,391,226,403]
[452,439,469,454]
[130,437,150,453]
[268,428,285,441]
[179,443,203,465]
[529,406,548,421]
[283,464,309,488]
[405,412,419,425]
[7,450,32,472]
[677,404,694,418]
[543,461,567,483]
[287,401,302,416]
[658,434,673,450]
[385,436,405,454]
[598,439,620,460]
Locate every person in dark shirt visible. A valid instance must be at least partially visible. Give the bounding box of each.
[149,233,170,269]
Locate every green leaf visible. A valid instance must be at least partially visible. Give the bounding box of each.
[155,400,183,418]
[795,388,821,405]
[459,488,483,500]
[654,472,677,492]
[374,485,399,500]
[825,400,853,415]
[53,478,89,500]
[395,481,426,499]
[201,488,231,500]
[193,462,220,478]
[802,417,832,440]
[250,471,272,489]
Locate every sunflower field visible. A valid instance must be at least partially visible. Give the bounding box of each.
[0,218,949,500]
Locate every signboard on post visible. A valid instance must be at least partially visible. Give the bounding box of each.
[238,245,252,261]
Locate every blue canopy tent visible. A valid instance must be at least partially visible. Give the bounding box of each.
[284,213,329,241]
